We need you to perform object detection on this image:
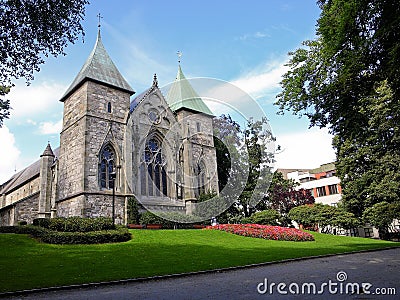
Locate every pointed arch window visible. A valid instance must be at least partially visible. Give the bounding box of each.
[195,160,207,197]
[99,144,116,189]
[140,138,168,197]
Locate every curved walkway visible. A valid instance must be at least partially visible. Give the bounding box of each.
[4,248,399,299]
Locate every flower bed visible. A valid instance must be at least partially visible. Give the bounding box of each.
[204,224,315,242]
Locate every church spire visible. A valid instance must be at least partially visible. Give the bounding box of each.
[60,26,134,102]
[166,64,213,116]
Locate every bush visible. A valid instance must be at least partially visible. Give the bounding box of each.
[40,227,131,244]
[0,225,49,237]
[245,210,281,226]
[139,211,204,228]
[18,221,27,226]
[0,224,131,244]
[33,218,51,228]
[139,211,164,225]
[48,217,115,232]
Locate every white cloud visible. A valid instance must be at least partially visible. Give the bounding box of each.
[7,81,65,120]
[231,59,289,100]
[274,127,336,169]
[39,119,62,135]
[0,126,21,183]
[238,31,270,41]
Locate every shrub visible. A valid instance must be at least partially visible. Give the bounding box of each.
[32,218,51,228]
[18,221,27,226]
[48,217,115,232]
[139,211,164,225]
[40,227,131,244]
[0,224,131,244]
[139,211,204,228]
[246,210,281,226]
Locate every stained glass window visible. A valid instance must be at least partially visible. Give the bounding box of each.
[99,144,115,189]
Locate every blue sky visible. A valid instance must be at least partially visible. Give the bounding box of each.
[0,0,336,182]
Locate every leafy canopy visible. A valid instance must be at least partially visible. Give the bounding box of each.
[0,0,89,126]
[275,0,400,217]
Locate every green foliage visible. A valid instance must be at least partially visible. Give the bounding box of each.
[288,204,360,232]
[139,211,203,228]
[0,86,10,127]
[276,0,400,218]
[213,115,275,219]
[258,171,315,215]
[127,197,141,224]
[139,211,164,225]
[40,228,131,245]
[244,209,281,226]
[288,205,319,228]
[0,0,89,126]
[0,224,130,244]
[46,217,115,232]
[363,201,396,238]
[32,218,51,228]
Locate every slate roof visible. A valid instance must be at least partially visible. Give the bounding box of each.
[166,65,213,116]
[60,30,134,102]
[0,147,60,195]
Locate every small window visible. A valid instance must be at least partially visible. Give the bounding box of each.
[196,122,201,132]
[364,227,374,238]
[328,184,338,195]
[107,102,112,113]
[316,186,327,197]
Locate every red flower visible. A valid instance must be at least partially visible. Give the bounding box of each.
[204,224,314,241]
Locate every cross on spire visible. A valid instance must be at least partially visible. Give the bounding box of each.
[97,13,103,28]
[177,51,182,64]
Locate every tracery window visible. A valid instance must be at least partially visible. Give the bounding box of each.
[195,160,207,197]
[141,138,167,196]
[99,144,115,189]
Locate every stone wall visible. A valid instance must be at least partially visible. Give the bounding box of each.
[84,82,131,194]
[84,194,125,224]
[0,193,39,225]
[2,176,40,208]
[15,193,39,224]
[56,195,85,217]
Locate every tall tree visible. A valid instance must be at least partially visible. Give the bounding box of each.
[212,115,275,219]
[0,0,89,126]
[258,171,315,216]
[275,0,400,217]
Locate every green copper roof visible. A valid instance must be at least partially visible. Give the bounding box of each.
[166,65,213,116]
[60,30,134,102]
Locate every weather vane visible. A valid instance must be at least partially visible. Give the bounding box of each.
[97,13,103,28]
[177,51,182,64]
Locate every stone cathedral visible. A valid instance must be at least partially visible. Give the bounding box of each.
[0,31,219,225]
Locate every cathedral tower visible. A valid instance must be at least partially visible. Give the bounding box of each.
[57,30,135,220]
[166,65,219,207]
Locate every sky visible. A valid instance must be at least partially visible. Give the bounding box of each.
[0,0,336,183]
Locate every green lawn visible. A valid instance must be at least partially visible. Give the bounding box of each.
[0,229,397,293]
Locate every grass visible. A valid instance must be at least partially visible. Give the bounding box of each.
[0,229,398,293]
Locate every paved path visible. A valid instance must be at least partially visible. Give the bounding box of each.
[6,248,399,300]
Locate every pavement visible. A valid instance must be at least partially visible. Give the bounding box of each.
[3,247,399,300]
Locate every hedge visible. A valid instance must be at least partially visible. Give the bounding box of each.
[33,217,115,232]
[0,225,131,244]
[40,228,132,244]
[139,211,204,228]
